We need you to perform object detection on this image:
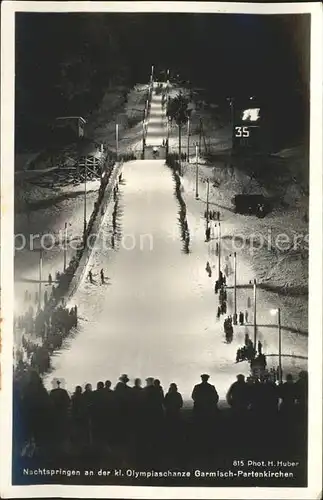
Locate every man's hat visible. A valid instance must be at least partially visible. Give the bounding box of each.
[146,377,154,384]
[119,374,129,383]
[201,374,210,380]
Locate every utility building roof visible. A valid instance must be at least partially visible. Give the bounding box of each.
[55,116,86,124]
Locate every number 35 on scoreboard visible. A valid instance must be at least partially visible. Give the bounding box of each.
[235,126,250,138]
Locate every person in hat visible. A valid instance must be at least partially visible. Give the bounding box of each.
[191,374,219,422]
[115,374,130,391]
[132,378,144,431]
[70,385,85,446]
[49,379,71,444]
[164,383,183,424]
[114,375,132,439]
[103,380,116,442]
[226,374,249,413]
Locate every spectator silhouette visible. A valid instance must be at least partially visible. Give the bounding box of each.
[245,376,256,408]
[143,377,164,427]
[70,385,85,446]
[131,378,144,436]
[191,374,219,423]
[154,379,164,400]
[22,371,52,449]
[226,374,249,413]
[164,383,183,424]
[142,377,165,450]
[114,374,132,438]
[50,379,70,417]
[103,380,116,442]
[132,378,144,411]
[294,370,308,422]
[92,381,106,444]
[71,386,84,421]
[104,379,113,393]
[257,375,279,418]
[82,383,94,444]
[279,374,297,418]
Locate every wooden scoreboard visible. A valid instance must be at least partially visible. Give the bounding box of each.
[232,106,262,153]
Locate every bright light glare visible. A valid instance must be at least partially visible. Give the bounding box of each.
[242,108,260,122]
[270,308,279,316]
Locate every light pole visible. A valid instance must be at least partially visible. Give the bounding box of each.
[229,252,237,322]
[142,119,146,142]
[38,249,43,311]
[167,117,171,141]
[206,178,210,226]
[178,123,182,176]
[234,252,237,319]
[187,117,190,162]
[63,222,68,272]
[83,157,87,242]
[195,144,199,199]
[217,222,221,280]
[199,117,203,154]
[253,279,257,348]
[116,123,119,161]
[271,307,282,383]
[227,97,235,145]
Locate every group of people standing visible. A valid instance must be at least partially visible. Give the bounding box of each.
[13,369,308,459]
[215,271,227,318]
[14,372,186,452]
[88,268,106,285]
[204,209,220,221]
[226,371,308,421]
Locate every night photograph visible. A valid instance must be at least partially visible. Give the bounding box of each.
[1,2,321,498]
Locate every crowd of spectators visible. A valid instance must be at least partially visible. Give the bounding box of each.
[15,302,78,374]
[13,369,308,461]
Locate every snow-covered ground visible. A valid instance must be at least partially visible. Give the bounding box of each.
[45,86,307,404]
[167,86,309,302]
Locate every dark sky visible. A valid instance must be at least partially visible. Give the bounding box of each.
[15,12,310,148]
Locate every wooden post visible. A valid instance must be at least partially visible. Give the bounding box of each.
[38,249,43,311]
[116,123,119,161]
[206,179,210,225]
[187,117,190,162]
[195,144,199,199]
[234,251,237,318]
[278,307,282,383]
[253,279,257,347]
[218,222,221,280]
[178,124,182,175]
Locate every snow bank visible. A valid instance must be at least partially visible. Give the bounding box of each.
[167,83,309,300]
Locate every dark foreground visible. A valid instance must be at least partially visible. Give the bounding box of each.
[12,372,307,487]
